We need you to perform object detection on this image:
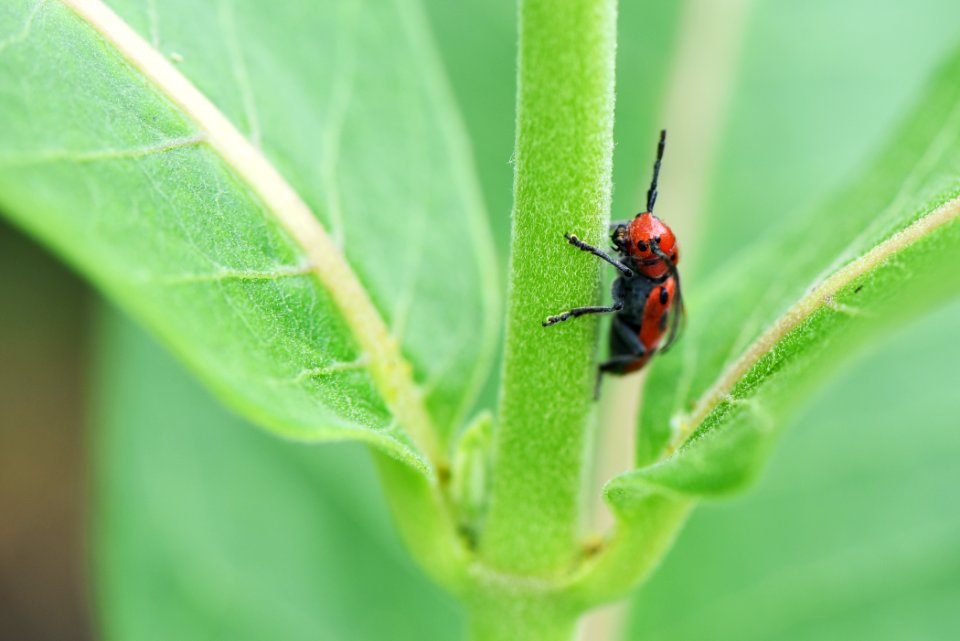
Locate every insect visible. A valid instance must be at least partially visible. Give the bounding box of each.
[542,129,684,394]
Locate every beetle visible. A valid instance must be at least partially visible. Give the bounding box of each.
[542,129,684,395]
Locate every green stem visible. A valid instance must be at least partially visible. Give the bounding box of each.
[567,493,693,607]
[372,454,467,589]
[482,0,618,575]
[467,596,578,641]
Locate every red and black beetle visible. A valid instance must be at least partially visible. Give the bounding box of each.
[543,130,684,394]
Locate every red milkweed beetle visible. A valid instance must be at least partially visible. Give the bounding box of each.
[543,129,684,396]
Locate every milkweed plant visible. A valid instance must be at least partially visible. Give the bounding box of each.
[1,0,959,639]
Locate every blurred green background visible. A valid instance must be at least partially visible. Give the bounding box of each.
[2,1,959,639]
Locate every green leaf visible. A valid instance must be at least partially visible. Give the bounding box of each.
[0,0,497,471]
[691,0,960,277]
[92,305,464,641]
[616,45,960,501]
[564,40,960,609]
[616,4,960,635]
[624,300,960,640]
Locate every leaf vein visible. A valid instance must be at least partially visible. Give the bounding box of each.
[291,355,371,383]
[60,0,443,469]
[218,0,261,148]
[0,0,47,54]
[318,0,360,246]
[664,194,960,457]
[144,0,158,47]
[0,134,206,166]
[145,263,314,285]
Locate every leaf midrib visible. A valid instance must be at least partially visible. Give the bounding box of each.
[62,0,441,468]
[662,194,960,459]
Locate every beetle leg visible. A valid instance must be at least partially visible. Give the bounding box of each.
[565,234,634,277]
[597,354,643,374]
[611,316,646,356]
[594,355,645,399]
[542,302,624,327]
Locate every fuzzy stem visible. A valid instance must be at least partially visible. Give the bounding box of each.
[467,597,579,641]
[482,0,618,575]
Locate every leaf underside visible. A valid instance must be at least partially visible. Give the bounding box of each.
[0,0,498,469]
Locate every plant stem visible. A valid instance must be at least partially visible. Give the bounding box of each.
[467,596,578,641]
[567,493,693,606]
[482,0,618,575]
[372,453,467,589]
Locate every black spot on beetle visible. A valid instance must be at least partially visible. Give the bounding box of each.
[636,240,649,252]
[659,286,669,305]
[659,311,669,332]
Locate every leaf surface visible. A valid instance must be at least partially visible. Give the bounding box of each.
[611,45,960,505]
[624,301,960,640]
[0,0,497,470]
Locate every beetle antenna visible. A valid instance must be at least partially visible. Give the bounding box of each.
[646,129,667,213]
